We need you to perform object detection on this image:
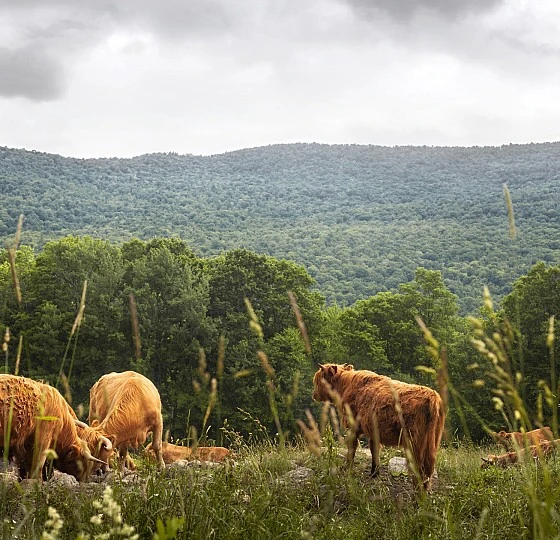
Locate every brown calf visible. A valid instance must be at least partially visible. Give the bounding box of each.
[481,439,558,468]
[492,427,553,451]
[144,442,230,464]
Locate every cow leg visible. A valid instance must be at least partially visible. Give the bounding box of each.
[30,436,52,480]
[346,430,359,469]
[119,448,130,471]
[152,414,165,469]
[369,438,380,477]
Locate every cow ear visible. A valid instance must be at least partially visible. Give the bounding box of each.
[481,457,489,463]
[342,363,354,371]
[327,365,338,377]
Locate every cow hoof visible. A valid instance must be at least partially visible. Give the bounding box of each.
[370,468,380,478]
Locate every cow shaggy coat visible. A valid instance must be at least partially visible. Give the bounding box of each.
[89,371,165,469]
[493,427,553,451]
[481,439,558,468]
[144,442,230,464]
[312,363,445,490]
[0,375,102,481]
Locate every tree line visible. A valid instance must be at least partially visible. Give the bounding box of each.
[1,236,558,443]
[1,143,559,313]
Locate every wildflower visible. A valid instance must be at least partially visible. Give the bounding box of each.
[41,507,64,540]
[81,486,139,540]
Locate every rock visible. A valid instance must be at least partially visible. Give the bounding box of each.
[388,457,408,476]
[120,473,143,484]
[281,466,313,485]
[166,459,222,470]
[49,471,79,487]
[0,471,19,486]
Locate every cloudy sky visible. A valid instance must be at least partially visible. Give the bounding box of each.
[1,0,559,158]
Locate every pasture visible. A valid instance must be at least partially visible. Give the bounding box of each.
[1,436,559,539]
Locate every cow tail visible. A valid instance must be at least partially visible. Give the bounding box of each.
[417,394,445,488]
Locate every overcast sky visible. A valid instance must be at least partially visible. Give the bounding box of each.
[1,0,559,158]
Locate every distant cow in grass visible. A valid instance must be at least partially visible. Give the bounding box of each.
[492,427,553,451]
[144,442,230,464]
[481,439,558,468]
[312,363,445,490]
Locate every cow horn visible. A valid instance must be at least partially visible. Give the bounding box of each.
[83,446,108,466]
[73,418,112,451]
[73,418,89,429]
[100,435,112,451]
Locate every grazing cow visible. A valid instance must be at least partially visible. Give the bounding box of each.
[492,427,553,451]
[481,439,558,468]
[0,374,107,481]
[143,442,230,464]
[89,371,165,469]
[312,363,445,490]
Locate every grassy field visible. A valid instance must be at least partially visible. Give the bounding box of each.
[2,437,559,540]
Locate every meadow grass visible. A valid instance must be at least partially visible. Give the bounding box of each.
[1,437,558,539]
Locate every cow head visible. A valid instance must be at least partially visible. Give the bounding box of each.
[312,363,353,401]
[56,440,107,481]
[480,455,496,469]
[73,419,114,474]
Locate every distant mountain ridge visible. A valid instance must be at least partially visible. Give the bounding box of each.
[1,142,559,312]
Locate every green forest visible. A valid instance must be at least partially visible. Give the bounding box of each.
[1,235,559,444]
[1,142,559,313]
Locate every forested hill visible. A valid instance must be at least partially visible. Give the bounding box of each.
[1,142,559,312]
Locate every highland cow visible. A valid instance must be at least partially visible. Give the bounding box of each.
[481,439,558,468]
[144,442,230,464]
[0,374,107,480]
[492,427,553,451]
[312,363,445,490]
[89,371,165,469]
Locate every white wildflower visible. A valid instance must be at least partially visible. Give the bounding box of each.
[41,506,64,540]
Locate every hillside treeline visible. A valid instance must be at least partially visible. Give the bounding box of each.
[1,143,559,312]
[1,236,559,442]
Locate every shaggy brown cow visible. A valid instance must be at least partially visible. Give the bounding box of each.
[89,371,165,469]
[492,427,553,451]
[481,439,558,468]
[0,374,106,480]
[312,363,445,490]
[143,442,230,464]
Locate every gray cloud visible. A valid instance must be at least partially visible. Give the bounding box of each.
[339,0,505,20]
[0,0,557,110]
[0,47,65,100]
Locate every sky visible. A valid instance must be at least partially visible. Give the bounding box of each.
[1,0,559,158]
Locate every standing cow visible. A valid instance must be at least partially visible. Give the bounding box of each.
[312,363,445,490]
[0,374,107,481]
[88,371,165,469]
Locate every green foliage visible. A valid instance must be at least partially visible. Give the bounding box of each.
[501,261,560,403]
[2,143,559,313]
[333,268,461,382]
